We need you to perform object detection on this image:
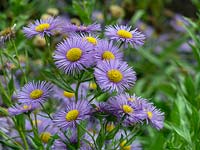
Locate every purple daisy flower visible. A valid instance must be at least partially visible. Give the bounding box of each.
[23,17,59,38]
[53,100,91,129]
[105,25,145,48]
[142,102,164,130]
[53,37,94,75]
[63,22,101,33]
[170,14,189,32]
[8,103,40,116]
[71,33,100,46]
[95,40,123,63]
[17,81,53,105]
[107,94,146,124]
[94,60,136,93]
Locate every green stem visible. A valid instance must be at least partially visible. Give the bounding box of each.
[11,39,27,83]
[39,102,53,120]
[18,127,29,150]
[0,50,8,85]
[78,123,99,150]
[27,113,43,149]
[75,81,81,102]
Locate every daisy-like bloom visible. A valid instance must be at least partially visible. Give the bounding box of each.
[72,33,99,46]
[107,94,146,125]
[94,60,136,93]
[105,25,145,48]
[53,100,91,129]
[23,17,59,38]
[95,40,123,63]
[129,95,164,130]
[62,22,101,33]
[142,102,164,130]
[17,81,53,104]
[170,14,188,32]
[53,37,94,75]
[0,24,16,47]
[8,103,39,116]
[39,122,58,144]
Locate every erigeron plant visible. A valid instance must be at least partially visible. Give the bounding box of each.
[4,16,164,150]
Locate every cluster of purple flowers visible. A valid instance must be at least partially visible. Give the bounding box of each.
[5,16,164,149]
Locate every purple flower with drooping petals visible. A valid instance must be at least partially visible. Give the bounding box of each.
[62,22,101,33]
[105,25,145,48]
[107,94,146,125]
[8,103,40,116]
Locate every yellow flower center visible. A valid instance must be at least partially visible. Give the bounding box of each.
[40,132,52,143]
[35,23,50,32]
[106,124,115,132]
[176,20,184,27]
[22,104,31,110]
[120,140,131,150]
[102,51,115,60]
[30,89,43,99]
[147,111,153,119]
[89,82,97,90]
[122,105,133,113]
[107,69,123,83]
[85,36,97,45]
[63,91,75,98]
[117,30,132,39]
[66,109,79,121]
[66,48,82,62]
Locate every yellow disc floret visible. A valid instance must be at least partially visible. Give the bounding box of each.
[63,91,75,98]
[102,51,115,60]
[147,111,153,119]
[40,132,52,143]
[89,82,97,90]
[120,140,131,150]
[122,105,133,114]
[66,48,82,62]
[30,89,43,99]
[22,104,31,110]
[117,30,132,39]
[66,109,79,121]
[85,36,97,45]
[106,123,115,132]
[107,69,123,83]
[35,23,50,32]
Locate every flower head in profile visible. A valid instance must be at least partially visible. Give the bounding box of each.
[8,103,39,116]
[94,60,136,93]
[170,14,188,32]
[95,40,123,63]
[142,102,164,130]
[17,81,53,104]
[53,100,91,129]
[72,33,99,46]
[105,25,145,48]
[63,22,101,33]
[23,17,59,38]
[0,24,16,47]
[53,37,94,75]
